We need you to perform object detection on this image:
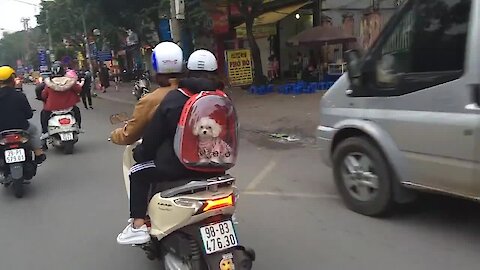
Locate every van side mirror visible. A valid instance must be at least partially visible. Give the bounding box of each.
[345,50,362,79]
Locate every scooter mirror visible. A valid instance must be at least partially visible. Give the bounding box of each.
[110,112,130,125]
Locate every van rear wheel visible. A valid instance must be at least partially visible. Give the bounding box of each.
[332,137,393,216]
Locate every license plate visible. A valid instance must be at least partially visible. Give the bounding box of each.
[200,220,238,255]
[4,149,26,164]
[60,132,74,141]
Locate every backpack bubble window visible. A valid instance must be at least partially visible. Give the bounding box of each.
[174,90,238,172]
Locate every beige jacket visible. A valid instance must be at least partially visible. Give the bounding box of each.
[110,79,178,145]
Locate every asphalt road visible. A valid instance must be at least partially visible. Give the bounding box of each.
[1,85,480,270]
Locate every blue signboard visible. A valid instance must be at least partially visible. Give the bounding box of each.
[97,50,112,62]
[38,49,48,71]
[159,18,172,41]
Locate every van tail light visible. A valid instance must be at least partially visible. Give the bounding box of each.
[0,134,28,145]
[59,118,71,125]
[202,194,235,212]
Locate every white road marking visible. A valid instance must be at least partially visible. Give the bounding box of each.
[245,159,277,191]
[242,190,340,199]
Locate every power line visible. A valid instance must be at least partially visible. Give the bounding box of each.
[6,0,40,7]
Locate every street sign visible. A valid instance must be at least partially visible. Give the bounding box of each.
[38,49,48,70]
[159,19,172,41]
[97,50,112,62]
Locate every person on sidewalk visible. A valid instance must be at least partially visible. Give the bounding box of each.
[40,63,83,140]
[116,48,224,245]
[99,64,110,93]
[79,69,93,109]
[0,66,46,164]
[110,41,184,145]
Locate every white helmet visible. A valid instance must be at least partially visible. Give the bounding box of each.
[187,49,218,71]
[152,42,184,74]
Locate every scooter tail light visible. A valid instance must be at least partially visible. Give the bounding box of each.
[0,134,28,145]
[59,118,71,125]
[201,194,235,212]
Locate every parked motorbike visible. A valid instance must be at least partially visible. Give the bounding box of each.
[109,114,255,270]
[43,108,79,154]
[0,130,37,198]
[132,71,151,100]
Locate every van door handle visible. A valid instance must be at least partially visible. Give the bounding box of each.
[472,84,480,105]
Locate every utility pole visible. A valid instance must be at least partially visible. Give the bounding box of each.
[169,0,182,43]
[46,9,53,58]
[81,12,94,74]
[313,0,323,27]
[21,17,31,68]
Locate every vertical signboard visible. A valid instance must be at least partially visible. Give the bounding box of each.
[225,49,253,86]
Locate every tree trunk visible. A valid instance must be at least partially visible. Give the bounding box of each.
[245,15,266,85]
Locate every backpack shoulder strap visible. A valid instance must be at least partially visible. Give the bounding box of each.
[178,88,194,97]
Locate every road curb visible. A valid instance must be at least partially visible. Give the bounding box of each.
[94,92,136,105]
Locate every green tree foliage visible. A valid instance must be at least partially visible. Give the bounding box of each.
[0,28,46,68]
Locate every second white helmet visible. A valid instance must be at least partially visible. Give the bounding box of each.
[152,42,184,74]
[187,49,218,72]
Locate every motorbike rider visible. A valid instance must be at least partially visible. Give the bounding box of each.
[116,49,224,245]
[0,66,46,164]
[110,41,184,145]
[40,63,83,141]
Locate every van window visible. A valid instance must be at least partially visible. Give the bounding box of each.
[374,0,471,91]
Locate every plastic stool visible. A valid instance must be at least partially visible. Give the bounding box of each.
[305,83,317,93]
[266,84,274,93]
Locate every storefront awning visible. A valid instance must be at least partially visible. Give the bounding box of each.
[288,26,357,46]
[237,2,309,28]
[235,2,309,37]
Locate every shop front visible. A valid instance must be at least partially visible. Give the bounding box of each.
[234,2,310,80]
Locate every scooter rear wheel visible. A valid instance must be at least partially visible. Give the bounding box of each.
[63,142,74,155]
[13,179,24,198]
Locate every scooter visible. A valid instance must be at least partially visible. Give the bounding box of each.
[43,108,79,154]
[110,113,255,270]
[132,71,151,100]
[122,142,255,270]
[0,130,37,198]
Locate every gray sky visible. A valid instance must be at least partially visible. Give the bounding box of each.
[1,0,41,36]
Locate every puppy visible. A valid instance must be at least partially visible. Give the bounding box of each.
[193,117,233,164]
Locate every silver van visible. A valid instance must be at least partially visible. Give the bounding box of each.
[317,0,480,216]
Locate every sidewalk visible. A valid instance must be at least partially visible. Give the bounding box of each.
[96,81,324,145]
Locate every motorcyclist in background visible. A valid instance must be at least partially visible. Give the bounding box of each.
[116,49,224,245]
[110,41,184,145]
[0,66,46,164]
[40,63,83,141]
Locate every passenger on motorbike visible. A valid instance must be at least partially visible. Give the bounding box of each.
[0,66,46,164]
[110,41,184,145]
[116,49,224,245]
[40,63,83,140]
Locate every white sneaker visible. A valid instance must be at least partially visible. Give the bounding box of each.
[40,133,49,140]
[116,221,150,245]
